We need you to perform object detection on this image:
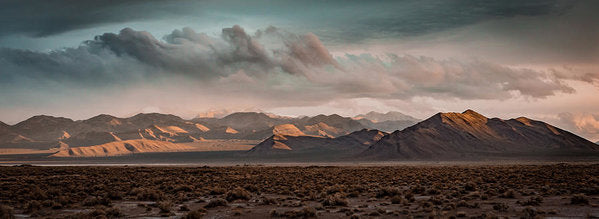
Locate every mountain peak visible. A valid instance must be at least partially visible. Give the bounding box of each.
[88,114,118,120]
[462,109,481,116]
[15,115,74,127]
[436,110,488,125]
[222,112,271,120]
[362,110,599,159]
[25,115,73,121]
[514,117,533,126]
[130,113,183,121]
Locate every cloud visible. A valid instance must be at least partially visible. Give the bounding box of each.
[0,0,575,39]
[0,0,199,37]
[558,112,599,142]
[370,0,599,66]
[1,25,597,104]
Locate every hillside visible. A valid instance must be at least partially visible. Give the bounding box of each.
[361,110,599,159]
[247,129,385,156]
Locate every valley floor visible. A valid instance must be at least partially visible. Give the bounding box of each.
[0,164,598,218]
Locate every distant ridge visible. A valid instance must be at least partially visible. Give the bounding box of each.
[247,129,386,156]
[354,111,418,123]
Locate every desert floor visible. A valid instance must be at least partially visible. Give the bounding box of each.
[0,164,598,218]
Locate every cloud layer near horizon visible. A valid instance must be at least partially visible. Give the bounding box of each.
[2,25,597,103]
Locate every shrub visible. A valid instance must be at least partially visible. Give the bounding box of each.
[521,207,537,219]
[492,202,508,211]
[260,197,278,205]
[205,198,228,208]
[376,187,401,198]
[157,201,172,213]
[404,192,415,202]
[519,196,543,206]
[83,196,111,206]
[322,194,349,207]
[0,205,14,219]
[174,185,193,193]
[134,189,164,201]
[225,187,251,202]
[105,207,123,218]
[24,200,41,213]
[184,208,206,219]
[464,182,476,191]
[179,205,190,211]
[570,194,589,205]
[500,189,516,198]
[209,187,227,195]
[280,207,317,218]
[390,195,403,204]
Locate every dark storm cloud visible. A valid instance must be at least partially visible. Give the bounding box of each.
[0,0,575,39]
[1,25,596,101]
[313,0,573,43]
[0,0,197,37]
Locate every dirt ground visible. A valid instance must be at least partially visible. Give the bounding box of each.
[0,164,598,218]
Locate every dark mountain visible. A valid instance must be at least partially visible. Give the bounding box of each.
[207,112,289,130]
[361,110,599,159]
[79,114,135,132]
[127,113,187,128]
[298,114,366,134]
[0,121,8,129]
[336,129,387,146]
[12,115,76,141]
[0,121,34,145]
[247,129,385,156]
[356,118,416,133]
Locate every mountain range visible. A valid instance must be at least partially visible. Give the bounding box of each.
[1,110,597,160]
[0,111,416,156]
[248,110,599,160]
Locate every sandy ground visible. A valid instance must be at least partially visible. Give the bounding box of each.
[180,139,259,151]
[0,139,259,157]
[0,148,59,155]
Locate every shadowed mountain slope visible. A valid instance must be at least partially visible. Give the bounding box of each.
[361,110,599,159]
[247,129,387,156]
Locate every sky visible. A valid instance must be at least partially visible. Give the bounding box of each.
[0,0,598,141]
